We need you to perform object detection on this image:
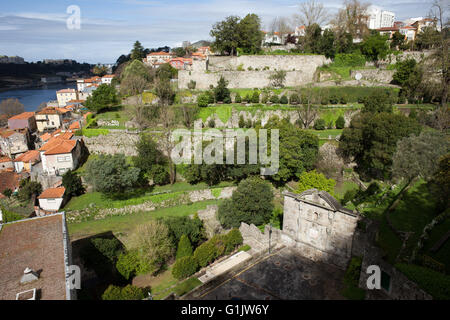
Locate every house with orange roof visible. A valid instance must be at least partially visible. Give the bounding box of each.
[35,107,71,132]
[68,121,81,131]
[197,46,213,56]
[169,57,193,70]
[0,128,31,158]
[144,51,174,67]
[101,74,115,85]
[13,150,40,173]
[8,112,37,132]
[399,25,418,41]
[39,135,81,175]
[56,88,78,107]
[37,187,66,213]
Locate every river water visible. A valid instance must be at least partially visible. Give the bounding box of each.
[0,83,77,112]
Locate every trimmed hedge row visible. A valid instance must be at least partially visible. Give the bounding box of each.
[171,229,243,280]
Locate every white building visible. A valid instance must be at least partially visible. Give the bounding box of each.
[101,74,115,85]
[37,187,65,213]
[367,5,395,29]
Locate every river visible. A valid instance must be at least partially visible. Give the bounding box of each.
[0,83,77,112]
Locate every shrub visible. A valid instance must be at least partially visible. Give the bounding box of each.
[2,189,12,198]
[187,80,196,90]
[102,285,149,300]
[314,119,326,130]
[261,93,269,104]
[269,95,279,104]
[336,115,346,129]
[223,96,232,104]
[329,95,339,104]
[238,244,251,252]
[150,164,170,185]
[116,250,141,280]
[238,115,245,128]
[193,240,217,267]
[197,93,210,108]
[244,93,252,103]
[280,95,288,104]
[176,235,193,260]
[321,97,329,105]
[340,95,347,104]
[246,119,253,128]
[90,237,124,263]
[208,118,215,128]
[172,256,198,280]
[251,91,260,103]
[333,53,366,68]
[224,229,243,254]
[289,93,300,104]
[235,93,242,103]
[327,121,334,129]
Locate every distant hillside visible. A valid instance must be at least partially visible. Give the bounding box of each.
[192,40,211,48]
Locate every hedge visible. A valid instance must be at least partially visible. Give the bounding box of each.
[172,256,198,280]
[395,263,450,300]
[102,284,149,300]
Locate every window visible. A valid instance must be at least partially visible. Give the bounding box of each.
[57,156,71,162]
[47,199,56,203]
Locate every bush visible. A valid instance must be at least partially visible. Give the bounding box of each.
[269,95,279,104]
[238,115,245,128]
[327,121,334,129]
[329,95,339,104]
[244,93,252,103]
[150,165,170,185]
[321,97,329,105]
[395,263,450,300]
[208,118,215,128]
[116,250,141,280]
[261,93,269,104]
[90,237,124,263]
[280,95,288,104]
[176,235,193,260]
[172,256,198,280]
[235,93,242,103]
[342,256,365,300]
[335,115,345,129]
[197,93,210,108]
[314,119,326,130]
[333,53,366,68]
[102,285,149,300]
[251,91,260,103]
[187,80,196,90]
[224,229,243,254]
[193,240,217,268]
[340,95,347,104]
[2,189,12,198]
[289,93,300,104]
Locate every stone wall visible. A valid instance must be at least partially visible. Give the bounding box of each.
[83,131,139,156]
[239,222,282,252]
[179,55,330,89]
[282,191,359,269]
[351,69,395,83]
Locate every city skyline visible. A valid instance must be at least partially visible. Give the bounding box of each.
[0,0,440,64]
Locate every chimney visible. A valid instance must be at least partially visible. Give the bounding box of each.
[20,267,39,284]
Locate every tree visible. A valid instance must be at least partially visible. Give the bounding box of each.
[296,170,336,195]
[238,14,263,54]
[120,74,148,96]
[172,256,198,280]
[268,16,292,43]
[93,65,108,76]
[156,63,178,81]
[431,153,450,208]
[264,118,319,184]
[130,40,145,61]
[133,134,166,178]
[339,113,422,180]
[213,76,231,102]
[2,188,12,198]
[361,89,394,113]
[160,216,205,247]
[319,29,336,59]
[176,235,193,260]
[155,77,175,106]
[85,154,141,195]
[336,115,346,129]
[331,0,370,41]
[314,118,326,130]
[62,170,84,197]
[393,59,423,102]
[295,88,319,128]
[128,220,174,274]
[218,177,274,229]
[197,93,211,107]
[360,33,390,66]
[269,70,287,88]
[392,131,450,183]
[295,0,329,27]
[391,31,405,50]
[18,179,42,202]
[210,16,241,56]
[85,84,118,112]
[0,98,25,117]
[102,284,148,300]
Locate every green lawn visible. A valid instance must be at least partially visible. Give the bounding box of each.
[93,105,132,129]
[65,181,233,211]
[334,180,359,202]
[68,199,222,239]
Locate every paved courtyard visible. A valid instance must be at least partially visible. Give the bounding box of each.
[199,247,346,300]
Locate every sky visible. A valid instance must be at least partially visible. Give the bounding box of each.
[0,0,439,64]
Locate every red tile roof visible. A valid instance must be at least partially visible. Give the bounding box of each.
[0,213,68,300]
[38,187,65,199]
[56,88,76,94]
[43,139,77,155]
[14,150,40,163]
[0,157,12,163]
[36,107,64,115]
[68,121,80,130]
[149,51,173,56]
[8,112,35,121]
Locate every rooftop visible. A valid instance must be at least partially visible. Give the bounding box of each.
[8,112,35,121]
[38,187,65,199]
[14,150,40,163]
[0,213,68,300]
